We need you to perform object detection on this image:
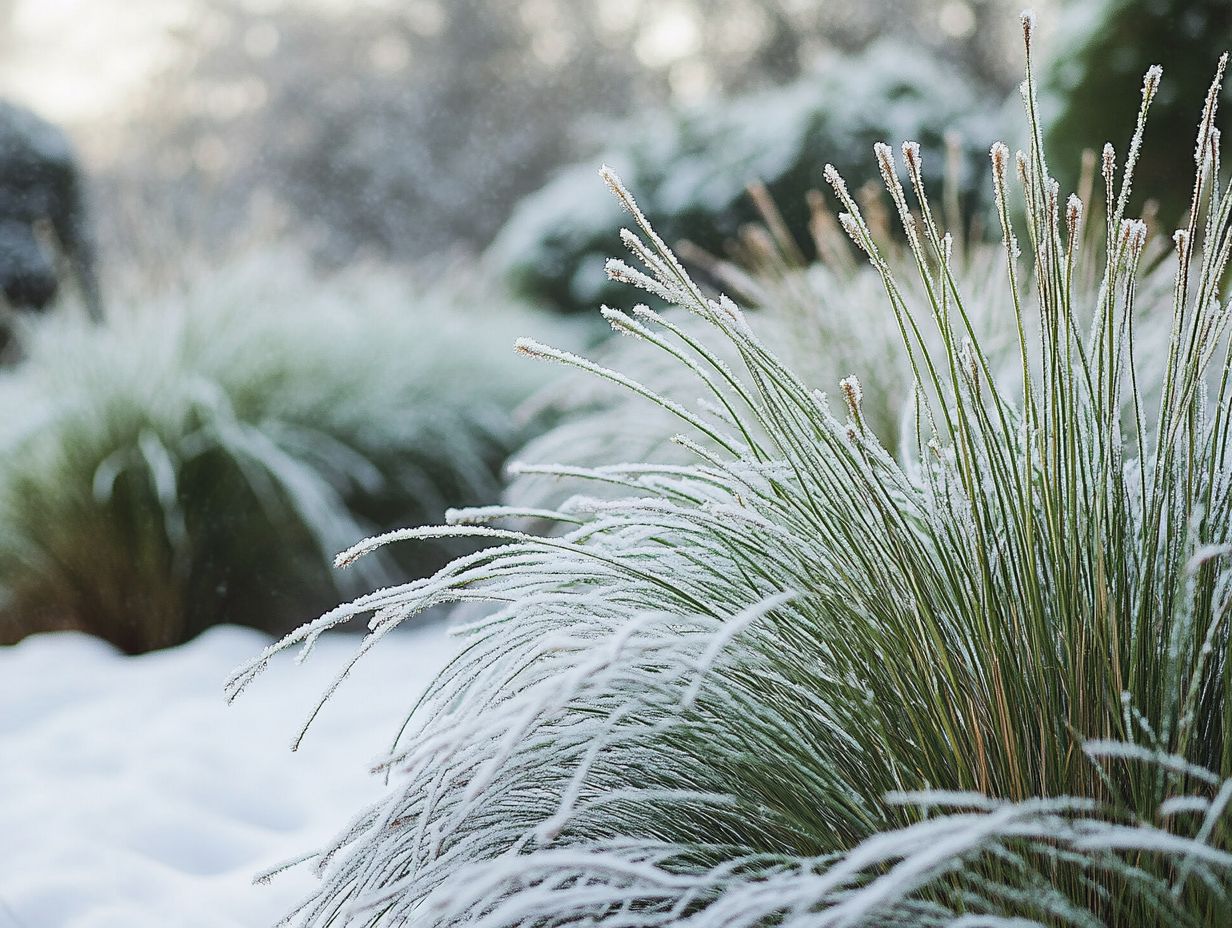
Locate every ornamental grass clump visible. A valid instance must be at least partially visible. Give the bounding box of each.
[0,249,556,652]
[231,15,1232,926]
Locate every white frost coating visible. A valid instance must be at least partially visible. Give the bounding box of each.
[1160,795,1214,817]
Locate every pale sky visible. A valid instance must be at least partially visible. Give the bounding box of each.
[0,1,196,128]
[0,0,405,133]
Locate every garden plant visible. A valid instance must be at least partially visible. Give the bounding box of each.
[0,250,556,652]
[232,14,1232,926]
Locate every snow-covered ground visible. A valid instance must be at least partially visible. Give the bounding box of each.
[0,621,456,928]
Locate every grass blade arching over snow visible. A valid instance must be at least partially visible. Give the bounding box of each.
[232,17,1232,926]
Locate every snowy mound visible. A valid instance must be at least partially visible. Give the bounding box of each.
[0,622,455,927]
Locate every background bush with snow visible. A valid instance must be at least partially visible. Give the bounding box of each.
[491,40,1004,313]
[0,250,564,652]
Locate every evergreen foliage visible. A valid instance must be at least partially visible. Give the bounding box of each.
[1045,0,1231,219]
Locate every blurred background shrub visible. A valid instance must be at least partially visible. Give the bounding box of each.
[489,40,1005,313]
[99,0,636,275]
[0,249,566,652]
[1044,0,1231,221]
